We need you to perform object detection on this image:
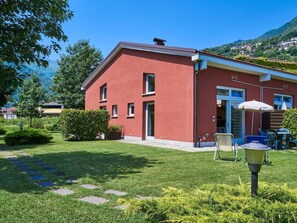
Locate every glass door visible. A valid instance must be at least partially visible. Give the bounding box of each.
[230,101,244,143]
[146,102,155,140]
[216,87,245,144]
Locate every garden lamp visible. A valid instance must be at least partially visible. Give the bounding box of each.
[241,141,271,196]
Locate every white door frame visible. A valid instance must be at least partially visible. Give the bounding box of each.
[217,86,245,144]
[145,102,155,140]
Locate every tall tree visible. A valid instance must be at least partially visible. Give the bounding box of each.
[52,40,103,109]
[0,0,73,106]
[17,73,45,127]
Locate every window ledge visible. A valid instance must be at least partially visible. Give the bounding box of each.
[142,92,155,97]
[111,116,118,119]
[99,99,107,103]
[126,115,135,119]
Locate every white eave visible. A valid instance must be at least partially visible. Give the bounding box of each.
[192,52,297,83]
[81,42,197,89]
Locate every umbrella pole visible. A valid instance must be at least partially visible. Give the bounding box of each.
[251,112,254,135]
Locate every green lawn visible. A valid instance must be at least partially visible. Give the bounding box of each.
[0,133,296,222]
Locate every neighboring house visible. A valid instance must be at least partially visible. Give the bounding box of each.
[82,39,297,147]
[0,107,17,119]
[40,102,64,117]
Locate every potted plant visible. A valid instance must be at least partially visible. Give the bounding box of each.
[107,124,123,140]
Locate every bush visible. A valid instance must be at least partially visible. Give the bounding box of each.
[0,128,6,135]
[108,124,123,132]
[31,119,44,129]
[282,109,297,135]
[60,109,110,140]
[119,181,297,223]
[4,129,53,146]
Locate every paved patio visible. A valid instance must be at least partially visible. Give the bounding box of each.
[120,138,216,152]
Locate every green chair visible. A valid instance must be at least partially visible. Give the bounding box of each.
[214,133,238,161]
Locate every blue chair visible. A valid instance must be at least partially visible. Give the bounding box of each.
[266,130,281,150]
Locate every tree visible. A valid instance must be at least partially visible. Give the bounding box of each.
[17,73,45,127]
[52,40,103,109]
[0,0,73,106]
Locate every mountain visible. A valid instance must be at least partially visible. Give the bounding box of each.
[205,16,297,62]
[257,17,297,40]
[26,59,58,90]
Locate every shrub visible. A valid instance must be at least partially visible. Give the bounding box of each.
[0,128,6,135]
[108,124,123,132]
[282,108,297,135]
[119,181,297,223]
[0,117,5,123]
[31,119,45,129]
[4,129,53,146]
[60,109,110,140]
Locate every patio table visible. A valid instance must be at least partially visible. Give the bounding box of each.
[276,131,291,149]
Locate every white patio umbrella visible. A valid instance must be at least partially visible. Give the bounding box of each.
[237,100,274,135]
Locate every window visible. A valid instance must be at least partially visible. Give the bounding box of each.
[274,94,293,109]
[100,106,106,110]
[216,87,244,100]
[100,84,107,101]
[128,103,134,117]
[112,105,118,117]
[145,74,155,93]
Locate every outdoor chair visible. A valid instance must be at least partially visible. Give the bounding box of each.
[214,133,238,161]
[266,130,281,150]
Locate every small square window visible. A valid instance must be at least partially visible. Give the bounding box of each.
[145,74,155,93]
[112,105,118,117]
[100,106,106,110]
[100,84,107,101]
[128,103,134,117]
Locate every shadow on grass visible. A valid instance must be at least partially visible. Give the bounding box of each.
[35,151,159,183]
[0,150,160,193]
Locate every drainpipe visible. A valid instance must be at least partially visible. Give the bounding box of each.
[193,63,201,147]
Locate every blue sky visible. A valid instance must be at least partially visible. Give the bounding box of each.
[49,0,297,60]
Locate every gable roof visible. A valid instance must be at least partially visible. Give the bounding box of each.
[81,42,197,89]
[82,41,297,89]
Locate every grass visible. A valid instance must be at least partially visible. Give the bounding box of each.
[0,133,296,222]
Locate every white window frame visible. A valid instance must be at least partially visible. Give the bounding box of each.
[101,85,107,101]
[112,105,118,117]
[128,103,134,117]
[274,94,293,110]
[145,74,155,94]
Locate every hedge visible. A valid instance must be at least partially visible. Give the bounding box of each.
[60,109,110,140]
[4,129,53,146]
[119,182,297,223]
[0,127,6,135]
[282,109,297,135]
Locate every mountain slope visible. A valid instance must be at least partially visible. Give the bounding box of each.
[205,16,297,62]
[258,17,297,40]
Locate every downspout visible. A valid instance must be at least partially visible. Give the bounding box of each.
[193,65,201,147]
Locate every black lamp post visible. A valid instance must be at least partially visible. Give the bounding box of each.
[241,141,271,196]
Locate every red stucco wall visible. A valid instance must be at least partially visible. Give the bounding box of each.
[85,49,194,142]
[196,66,297,137]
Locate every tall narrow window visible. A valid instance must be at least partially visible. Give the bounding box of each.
[100,84,107,101]
[128,103,134,117]
[112,105,118,117]
[145,74,155,93]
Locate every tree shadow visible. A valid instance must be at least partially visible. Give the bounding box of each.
[0,150,160,194]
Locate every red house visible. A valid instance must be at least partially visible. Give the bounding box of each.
[82,39,297,147]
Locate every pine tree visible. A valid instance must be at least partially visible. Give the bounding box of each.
[52,40,103,109]
[17,73,45,127]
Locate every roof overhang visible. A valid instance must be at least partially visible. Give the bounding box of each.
[192,52,297,83]
[81,42,197,89]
